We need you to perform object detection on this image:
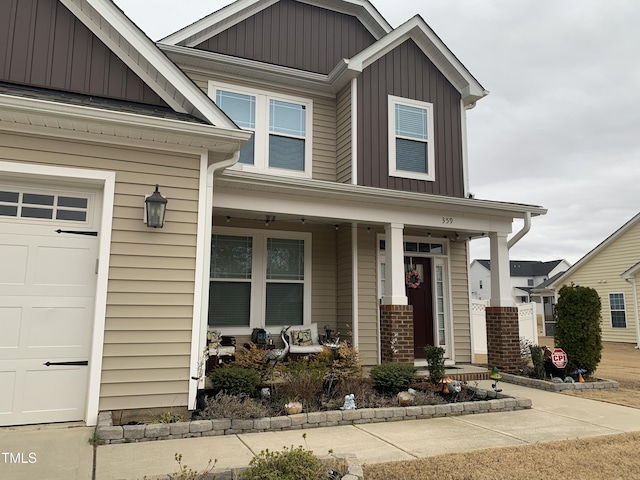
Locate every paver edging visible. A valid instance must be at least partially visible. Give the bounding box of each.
[96,389,530,445]
[500,373,619,392]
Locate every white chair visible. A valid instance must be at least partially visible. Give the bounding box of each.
[287,323,325,357]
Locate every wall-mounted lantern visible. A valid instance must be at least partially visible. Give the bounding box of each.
[144,184,167,228]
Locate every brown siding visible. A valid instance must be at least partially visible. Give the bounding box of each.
[357,39,464,196]
[195,0,376,74]
[0,0,167,106]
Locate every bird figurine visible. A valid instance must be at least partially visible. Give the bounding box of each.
[264,326,291,368]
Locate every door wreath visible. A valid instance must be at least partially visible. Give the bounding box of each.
[405,269,422,288]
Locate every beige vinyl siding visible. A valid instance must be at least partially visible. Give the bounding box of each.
[357,227,380,365]
[558,221,640,343]
[186,71,336,182]
[337,226,354,343]
[0,132,200,411]
[336,84,352,184]
[449,240,472,362]
[210,217,337,331]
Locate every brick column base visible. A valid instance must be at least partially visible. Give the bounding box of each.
[486,306,520,374]
[380,305,414,363]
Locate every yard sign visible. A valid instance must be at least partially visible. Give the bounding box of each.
[551,348,568,369]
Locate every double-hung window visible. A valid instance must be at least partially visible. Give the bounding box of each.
[209,229,311,333]
[609,293,627,328]
[210,82,313,177]
[388,95,435,181]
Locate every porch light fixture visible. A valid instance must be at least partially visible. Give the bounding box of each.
[144,184,167,228]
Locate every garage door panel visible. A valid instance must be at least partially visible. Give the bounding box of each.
[30,302,92,353]
[0,243,28,284]
[22,364,88,414]
[0,371,16,414]
[0,307,22,349]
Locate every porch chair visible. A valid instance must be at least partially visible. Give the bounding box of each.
[286,323,325,359]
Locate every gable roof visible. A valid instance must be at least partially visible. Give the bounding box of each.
[159,0,487,105]
[550,212,640,287]
[59,0,237,128]
[475,259,567,277]
[161,0,392,46]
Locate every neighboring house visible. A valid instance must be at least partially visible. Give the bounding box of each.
[470,259,570,303]
[543,213,640,346]
[0,0,546,428]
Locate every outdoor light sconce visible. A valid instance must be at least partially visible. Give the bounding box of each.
[144,184,167,228]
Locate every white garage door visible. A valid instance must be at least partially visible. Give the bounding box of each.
[0,183,100,426]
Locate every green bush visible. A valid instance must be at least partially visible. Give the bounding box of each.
[424,346,446,384]
[554,284,603,375]
[208,365,260,396]
[529,345,545,380]
[369,362,417,394]
[241,445,326,480]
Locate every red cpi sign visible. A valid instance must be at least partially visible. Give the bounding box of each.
[551,348,568,369]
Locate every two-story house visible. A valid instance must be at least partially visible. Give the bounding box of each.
[0,0,546,427]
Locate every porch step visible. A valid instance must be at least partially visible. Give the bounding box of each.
[415,364,490,383]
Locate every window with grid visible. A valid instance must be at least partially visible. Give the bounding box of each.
[609,293,627,328]
[215,90,256,165]
[388,95,435,181]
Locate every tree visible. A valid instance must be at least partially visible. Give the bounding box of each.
[554,284,603,376]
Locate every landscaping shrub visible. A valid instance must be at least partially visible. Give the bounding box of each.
[424,346,445,384]
[196,392,268,420]
[369,362,417,394]
[554,284,603,375]
[208,365,260,396]
[276,358,327,408]
[241,445,326,480]
[529,344,545,380]
[233,342,275,380]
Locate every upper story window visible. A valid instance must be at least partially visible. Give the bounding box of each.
[388,95,435,181]
[609,293,627,328]
[528,279,534,287]
[210,81,313,178]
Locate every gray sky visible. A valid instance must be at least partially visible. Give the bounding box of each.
[115,0,640,265]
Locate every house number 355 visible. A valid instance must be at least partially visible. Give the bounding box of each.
[442,217,454,224]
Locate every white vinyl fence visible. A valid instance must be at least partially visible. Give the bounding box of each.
[471,300,539,355]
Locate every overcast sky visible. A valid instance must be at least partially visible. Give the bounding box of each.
[115,0,640,265]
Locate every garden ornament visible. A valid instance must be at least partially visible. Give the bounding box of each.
[340,394,356,410]
[572,368,587,383]
[264,326,291,368]
[439,376,453,394]
[490,367,502,393]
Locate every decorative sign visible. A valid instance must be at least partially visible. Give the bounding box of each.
[551,348,568,369]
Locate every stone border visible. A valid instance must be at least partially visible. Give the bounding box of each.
[96,389,531,445]
[500,373,619,392]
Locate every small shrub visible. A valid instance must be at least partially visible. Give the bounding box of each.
[168,453,216,480]
[233,342,275,380]
[241,445,326,480]
[369,362,417,394]
[196,392,268,420]
[424,346,445,384]
[529,344,545,380]
[277,358,327,407]
[151,411,185,424]
[208,365,260,396]
[554,284,603,375]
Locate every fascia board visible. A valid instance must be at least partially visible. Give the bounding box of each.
[348,16,487,105]
[0,93,251,154]
[161,45,357,97]
[161,0,391,47]
[217,170,546,219]
[622,261,640,279]
[62,0,238,129]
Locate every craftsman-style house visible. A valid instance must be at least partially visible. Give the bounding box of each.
[0,0,544,427]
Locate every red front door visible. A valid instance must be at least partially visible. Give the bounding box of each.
[405,257,434,359]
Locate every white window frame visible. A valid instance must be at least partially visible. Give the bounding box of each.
[388,95,435,181]
[209,81,313,179]
[210,227,312,336]
[608,292,627,329]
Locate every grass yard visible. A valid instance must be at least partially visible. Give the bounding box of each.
[364,340,640,479]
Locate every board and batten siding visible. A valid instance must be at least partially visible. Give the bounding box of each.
[557,221,640,344]
[210,217,338,333]
[0,132,201,411]
[449,240,471,362]
[0,0,167,106]
[357,39,464,196]
[192,0,375,75]
[336,84,352,184]
[185,71,337,182]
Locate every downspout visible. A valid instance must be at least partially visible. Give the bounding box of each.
[189,149,240,409]
[507,211,531,250]
[624,276,640,349]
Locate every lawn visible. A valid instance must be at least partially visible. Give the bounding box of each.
[364,340,640,479]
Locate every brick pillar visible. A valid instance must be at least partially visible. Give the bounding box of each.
[486,306,520,373]
[380,305,414,363]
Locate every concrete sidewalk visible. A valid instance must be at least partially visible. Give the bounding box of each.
[2,381,640,480]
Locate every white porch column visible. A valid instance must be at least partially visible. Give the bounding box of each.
[383,222,408,305]
[489,232,514,307]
